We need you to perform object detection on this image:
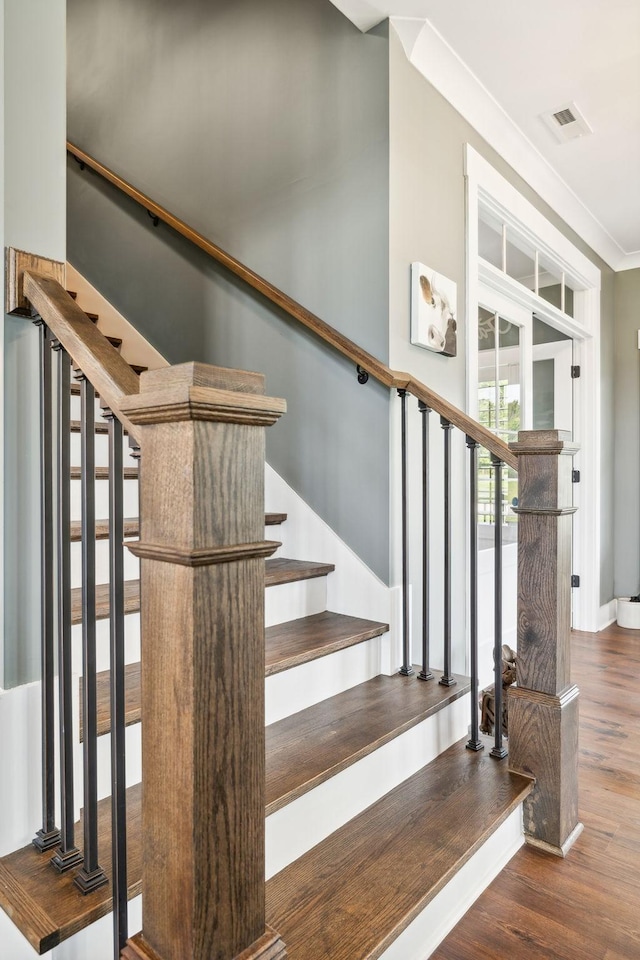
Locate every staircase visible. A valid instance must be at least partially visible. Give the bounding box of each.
[0,277,535,960]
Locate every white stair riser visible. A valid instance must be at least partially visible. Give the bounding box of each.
[265,632,388,725]
[266,693,469,878]
[265,577,326,627]
[70,538,140,589]
[92,722,142,801]
[72,614,140,676]
[379,806,524,960]
[70,477,139,522]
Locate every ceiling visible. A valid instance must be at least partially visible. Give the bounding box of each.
[330,0,640,269]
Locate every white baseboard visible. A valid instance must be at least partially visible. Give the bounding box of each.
[598,599,617,631]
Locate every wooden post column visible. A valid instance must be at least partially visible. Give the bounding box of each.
[118,363,287,960]
[508,429,583,858]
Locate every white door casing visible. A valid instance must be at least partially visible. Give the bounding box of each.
[465,144,602,633]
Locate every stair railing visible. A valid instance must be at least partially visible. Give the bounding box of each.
[11,171,582,955]
[22,267,141,953]
[67,142,582,859]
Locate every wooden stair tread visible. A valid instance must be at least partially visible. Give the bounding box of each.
[266,738,533,960]
[265,610,387,676]
[70,466,138,480]
[70,518,139,542]
[265,557,335,586]
[0,783,141,954]
[71,580,141,626]
[82,611,388,739]
[70,419,109,434]
[80,662,141,740]
[265,512,287,525]
[70,514,281,544]
[71,559,328,625]
[266,671,468,814]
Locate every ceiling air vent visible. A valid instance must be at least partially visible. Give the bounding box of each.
[541,101,593,144]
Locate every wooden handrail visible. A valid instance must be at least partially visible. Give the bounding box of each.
[67,141,516,470]
[23,272,141,444]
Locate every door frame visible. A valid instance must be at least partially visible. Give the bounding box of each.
[465,144,602,633]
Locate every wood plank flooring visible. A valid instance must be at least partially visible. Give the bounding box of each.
[432,623,640,960]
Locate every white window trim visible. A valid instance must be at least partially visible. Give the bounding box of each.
[465,143,602,633]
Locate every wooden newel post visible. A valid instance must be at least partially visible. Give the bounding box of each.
[118,363,287,960]
[508,429,583,858]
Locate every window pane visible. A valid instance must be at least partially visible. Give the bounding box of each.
[477,309,519,547]
[478,209,504,270]
[505,232,537,289]
[537,254,574,317]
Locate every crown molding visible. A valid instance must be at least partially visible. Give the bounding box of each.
[391,17,636,272]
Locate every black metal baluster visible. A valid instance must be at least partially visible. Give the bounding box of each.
[439,418,456,687]
[51,346,83,873]
[398,389,414,677]
[418,402,433,682]
[75,376,108,894]
[490,454,508,760]
[466,438,483,752]
[106,411,128,957]
[32,320,60,853]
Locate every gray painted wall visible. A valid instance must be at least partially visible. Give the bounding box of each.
[388,25,615,608]
[613,268,640,597]
[2,0,66,688]
[67,0,391,582]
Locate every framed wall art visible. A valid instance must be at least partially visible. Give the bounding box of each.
[410,262,457,357]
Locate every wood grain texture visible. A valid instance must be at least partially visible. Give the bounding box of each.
[508,685,580,853]
[71,516,281,542]
[0,784,141,954]
[79,662,141,740]
[123,926,287,960]
[5,247,65,315]
[508,430,580,852]
[70,466,138,480]
[22,272,141,443]
[266,672,468,815]
[432,625,640,960]
[266,737,532,960]
[71,580,140,625]
[131,363,285,960]
[65,144,515,468]
[265,558,335,586]
[70,518,139,542]
[265,611,387,676]
[265,513,287,526]
[77,612,389,740]
[70,561,332,627]
[70,419,110,435]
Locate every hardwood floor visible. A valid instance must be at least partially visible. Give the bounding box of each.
[432,624,640,960]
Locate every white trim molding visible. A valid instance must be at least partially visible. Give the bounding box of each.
[465,144,602,634]
[392,18,635,272]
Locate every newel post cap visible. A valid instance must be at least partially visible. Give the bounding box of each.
[509,429,579,457]
[118,361,286,426]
